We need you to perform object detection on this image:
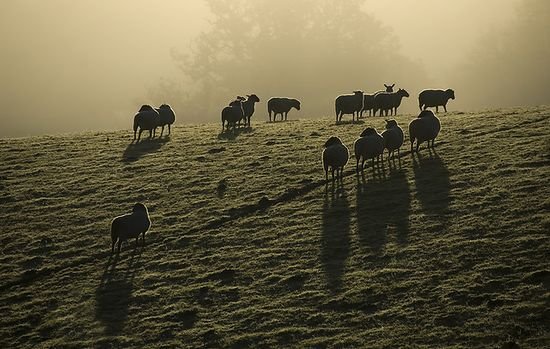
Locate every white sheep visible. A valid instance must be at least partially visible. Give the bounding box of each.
[322,136,349,181]
[381,119,404,159]
[353,127,384,171]
[409,110,441,152]
[155,104,176,136]
[335,90,364,123]
[418,88,455,112]
[111,203,151,253]
[267,97,301,122]
[133,105,160,142]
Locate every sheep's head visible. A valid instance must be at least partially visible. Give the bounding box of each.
[132,202,148,214]
[229,99,242,107]
[139,105,154,112]
[158,104,171,110]
[247,94,260,102]
[398,89,410,98]
[385,119,398,129]
[293,99,301,110]
[360,127,377,137]
[353,90,364,96]
[236,96,246,101]
[384,83,395,92]
[446,89,455,100]
[324,136,342,148]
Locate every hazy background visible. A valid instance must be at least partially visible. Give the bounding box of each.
[1,0,548,138]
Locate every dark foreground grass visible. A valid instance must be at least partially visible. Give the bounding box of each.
[0,106,548,348]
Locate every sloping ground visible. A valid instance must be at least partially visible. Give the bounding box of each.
[0,106,548,348]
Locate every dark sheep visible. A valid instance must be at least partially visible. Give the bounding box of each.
[133,105,160,142]
[335,90,364,123]
[409,110,441,152]
[322,136,349,181]
[381,119,404,160]
[242,94,260,127]
[111,203,151,253]
[373,88,410,117]
[155,104,176,136]
[353,127,384,171]
[222,98,245,131]
[267,97,301,122]
[418,88,455,112]
[360,84,394,118]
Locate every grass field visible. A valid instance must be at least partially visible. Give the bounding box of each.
[0,106,549,348]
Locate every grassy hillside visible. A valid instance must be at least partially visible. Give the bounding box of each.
[0,106,549,348]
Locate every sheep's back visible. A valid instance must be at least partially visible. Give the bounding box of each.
[419,89,446,105]
[409,117,440,142]
[222,105,243,123]
[382,127,404,151]
[112,212,151,240]
[268,97,292,113]
[135,110,159,130]
[323,144,349,168]
[336,94,362,113]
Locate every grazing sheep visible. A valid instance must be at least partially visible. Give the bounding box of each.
[419,88,455,112]
[133,105,160,142]
[353,127,384,171]
[111,203,151,253]
[381,119,404,160]
[409,110,441,152]
[267,97,301,122]
[335,90,364,123]
[360,84,394,118]
[155,104,176,136]
[242,94,260,127]
[322,136,349,181]
[374,89,410,116]
[222,98,245,131]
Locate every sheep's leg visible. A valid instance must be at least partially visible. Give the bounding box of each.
[160,126,164,137]
[168,124,171,135]
[443,104,447,112]
[436,106,439,113]
[285,112,288,121]
[117,240,122,253]
[133,129,137,141]
[137,129,143,142]
[111,239,116,253]
[325,169,328,181]
[142,231,146,245]
[416,142,420,152]
[331,168,335,181]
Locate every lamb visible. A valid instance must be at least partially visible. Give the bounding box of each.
[322,136,349,181]
[374,88,410,116]
[110,202,151,253]
[241,94,260,127]
[155,104,176,136]
[353,127,384,171]
[360,84,394,118]
[133,105,160,142]
[381,119,404,160]
[221,98,245,131]
[409,110,441,152]
[418,88,455,112]
[267,97,301,122]
[335,90,364,123]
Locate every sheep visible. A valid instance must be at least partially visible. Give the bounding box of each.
[418,88,455,112]
[133,105,160,142]
[381,119,404,160]
[111,202,151,253]
[373,88,410,116]
[222,98,245,131]
[267,97,301,122]
[241,94,260,127]
[409,110,441,152]
[155,104,176,136]
[360,84,394,118]
[322,136,349,181]
[335,90,364,123]
[353,127,384,171]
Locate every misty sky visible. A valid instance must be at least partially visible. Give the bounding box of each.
[0,0,527,137]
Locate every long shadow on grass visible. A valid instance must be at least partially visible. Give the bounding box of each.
[95,247,142,336]
[321,180,351,292]
[356,160,411,251]
[122,137,169,163]
[412,148,451,217]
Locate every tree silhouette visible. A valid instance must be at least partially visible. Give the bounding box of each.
[161,0,428,122]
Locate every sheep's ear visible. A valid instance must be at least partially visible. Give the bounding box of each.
[391,84,395,88]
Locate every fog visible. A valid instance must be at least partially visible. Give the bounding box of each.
[0,0,547,138]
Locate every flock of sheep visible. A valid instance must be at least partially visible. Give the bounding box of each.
[119,86,454,252]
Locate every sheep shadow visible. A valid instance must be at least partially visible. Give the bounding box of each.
[356,165,411,251]
[320,180,351,292]
[412,148,451,217]
[217,126,254,140]
[95,246,142,336]
[122,137,169,163]
[335,119,365,126]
